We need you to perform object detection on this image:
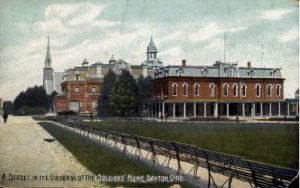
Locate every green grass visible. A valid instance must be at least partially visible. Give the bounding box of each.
[38,122,191,187]
[86,121,299,169]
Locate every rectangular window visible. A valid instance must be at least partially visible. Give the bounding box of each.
[92,101,97,109]
[92,86,96,94]
[75,87,79,94]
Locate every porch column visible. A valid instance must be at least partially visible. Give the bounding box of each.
[204,102,207,117]
[183,103,186,118]
[251,103,255,117]
[287,102,290,116]
[214,102,218,117]
[242,103,245,117]
[173,103,176,118]
[260,102,263,117]
[278,102,281,116]
[158,103,161,118]
[297,101,299,116]
[269,102,272,117]
[162,102,165,117]
[193,102,196,118]
[226,103,229,117]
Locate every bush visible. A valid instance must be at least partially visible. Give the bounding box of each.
[17,106,48,115]
[57,110,78,116]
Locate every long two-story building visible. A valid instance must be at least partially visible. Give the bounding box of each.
[150,60,286,119]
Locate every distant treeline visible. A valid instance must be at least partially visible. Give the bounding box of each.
[3,86,57,115]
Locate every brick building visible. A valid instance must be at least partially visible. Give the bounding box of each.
[150,60,289,118]
[54,38,162,114]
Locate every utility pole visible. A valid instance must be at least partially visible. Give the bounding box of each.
[261,44,264,68]
[224,32,226,63]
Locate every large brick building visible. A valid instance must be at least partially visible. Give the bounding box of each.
[150,60,290,118]
[54,38,163,114]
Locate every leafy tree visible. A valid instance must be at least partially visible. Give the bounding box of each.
[14,85,49,115]
[98,69,117,117]
[109,70,138,117]
[48,91,58,112]
[136,75,153,115]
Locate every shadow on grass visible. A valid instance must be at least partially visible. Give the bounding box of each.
[38,122,190,188]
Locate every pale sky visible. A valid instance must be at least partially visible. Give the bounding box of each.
[0,0,299,101]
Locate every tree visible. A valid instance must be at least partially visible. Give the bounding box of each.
[136,75,153,116]
[109,70,138,117]
[97,69,117,117]
[48,91,58,112]
[14,85,49,115]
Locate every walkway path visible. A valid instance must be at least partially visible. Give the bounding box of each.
[0,116,101,187]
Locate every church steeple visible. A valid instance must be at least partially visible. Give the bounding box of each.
[146,37,158,60]
[44,36,52,68]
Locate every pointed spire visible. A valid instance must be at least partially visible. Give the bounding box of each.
[147,37,157,52]
[44,36,52,68]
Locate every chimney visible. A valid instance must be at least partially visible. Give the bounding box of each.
[247,61,251,68]
[182,59,187,67]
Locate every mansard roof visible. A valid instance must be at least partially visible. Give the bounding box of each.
[155,61,283,79]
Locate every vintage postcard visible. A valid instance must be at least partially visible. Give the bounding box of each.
[0,0,299,187]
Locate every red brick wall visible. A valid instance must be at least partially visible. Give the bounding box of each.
[55,97,69,113]
[56,80,102,113]
[152,77,284,102]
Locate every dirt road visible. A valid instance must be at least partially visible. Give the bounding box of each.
[0,116,102,187]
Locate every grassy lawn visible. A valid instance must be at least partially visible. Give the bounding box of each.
[38,122,190,187]
[86,121,299,169]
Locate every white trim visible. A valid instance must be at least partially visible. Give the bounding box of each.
[267,84,273,96]
[172,83,178,96]
[182,82,189,96]
[241,83,247,97]
[232,83,238,97]
[255,83,261,97]
[223,83,229,97]
[209,83,215,97]
[276,84,281,96]
[194,83,200,96]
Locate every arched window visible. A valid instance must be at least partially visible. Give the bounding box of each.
[233,83,238,97]
[194,83,200,96]
[223,83,229,96]
[183,83,188,96]
[255,84,261,97]
[276,84,281,96]
[172,83,178,96]
[241,84,247,97]
[210,83,215,97]
[267,84,272,96]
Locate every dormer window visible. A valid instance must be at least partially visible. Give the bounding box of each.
[203,67,208,77]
